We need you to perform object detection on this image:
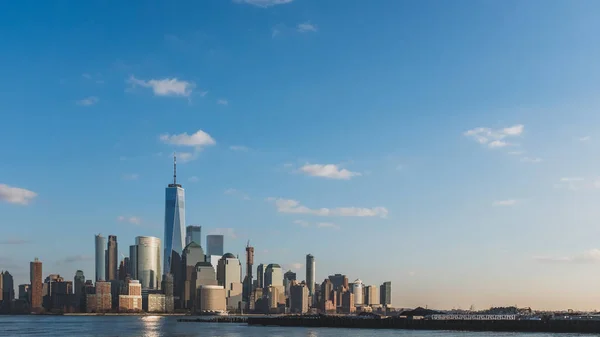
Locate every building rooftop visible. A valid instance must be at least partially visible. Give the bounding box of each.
[222,252,236,259]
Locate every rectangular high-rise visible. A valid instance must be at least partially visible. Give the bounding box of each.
[164,155,185,277]
[30,258,43,312]
[95,234,106,281]
[380,281,391,306]
[306,254,315,300]
[106,235,118,281]
[185,225,201,246]
[206,235,224,256]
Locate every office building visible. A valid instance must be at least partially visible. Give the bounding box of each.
[284,270,297,282]
[146,293,166,312]
[306,254,315,301]
[94,234,106,281]
[1,271,14,303]
[328,274,348,290]
[130,236,162,290]
[87,281,111,312]
[380,281,391,306]
[182,242,205,309]
[162,273,174,313]
[256,264,266,289]
[206,235,224,256]
[119,280,142,312]
[264,264,283,287]
[217,253,242,310]
[106,235,118,281]
[365,285,379,306]
[352,279,363,306]
[243,243,254,305]
[342,290,355,314]
[30,258,43,312]
[18,284,29,301]
[185,225,201,246]
[290,282,309,314]
[74,270,85,311]
[197,285,226,314]
[164,155,186,276]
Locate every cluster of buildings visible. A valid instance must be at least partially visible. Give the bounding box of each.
[0,156,393,315]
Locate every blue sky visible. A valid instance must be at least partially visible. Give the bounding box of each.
[2,0,600,310]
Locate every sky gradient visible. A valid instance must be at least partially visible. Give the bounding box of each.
[2,0,600,310]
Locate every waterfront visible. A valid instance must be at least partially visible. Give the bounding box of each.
[0,316,589,337]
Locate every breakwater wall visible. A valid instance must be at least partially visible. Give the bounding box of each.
[247,316,600,334]
[178,317,248,323]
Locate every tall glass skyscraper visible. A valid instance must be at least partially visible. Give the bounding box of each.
[185,225,201,246]
[206,235,224,256]
[164,155,185,276]
[131,236,162,289]
[95,234,106,281]
[306,254,315,298]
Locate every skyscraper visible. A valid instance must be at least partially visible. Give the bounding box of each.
[206,235,224,256]
[74,270,85,296]
[306,254,315,299]
[185,225,201,246]
[106,235,118,281]
[243,242,254,304]
[217,253,243,310]
[264,264,283,287]
[1,271,14,302]
[95,234,106,281]
[30,258,42,312]
[256,264,266,289]
[164,154,185,277]
[131,236,162,289]
[380,281,391,306]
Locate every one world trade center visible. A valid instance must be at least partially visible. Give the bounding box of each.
[164,154,185,286]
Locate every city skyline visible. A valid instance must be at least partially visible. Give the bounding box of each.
[2,0,600,311]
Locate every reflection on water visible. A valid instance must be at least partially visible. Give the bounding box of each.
[0,316,589,337]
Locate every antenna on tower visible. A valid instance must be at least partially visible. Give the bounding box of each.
[173,152,177,185]
[247,240,250,248]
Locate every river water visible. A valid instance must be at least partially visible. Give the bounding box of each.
[0,316,584,337]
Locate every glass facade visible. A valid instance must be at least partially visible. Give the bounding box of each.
[206,235,224,256]
[134,236,162,289]
[95,234,106,281]
[164,185,185,276]
[185,225,201,246]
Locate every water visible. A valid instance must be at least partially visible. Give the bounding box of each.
[0,316,586,337]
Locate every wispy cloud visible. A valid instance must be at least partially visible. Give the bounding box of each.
[233,0,293,8]
[209,228,237,239]
[492,199,518,207]
[229,145,249,152]
[224,188,251,200]
[508,151,525,156]
[298,163,361,180]
[128,76,195,97]
[554,177,587,190]
[463,124,524,148]
[293,220,310,227]
[57,255,94,265]
[122,173,139,181]
[76,96,99,106]
[534,249,600,264]
[520,157,542,163]
[0,184,37,205]
[117,215,142,225]
[297,22,318,33]
[189,176,199,183]
[317,222,340,230]
[0,239,31,245]
[268,198,388,218]
[579,136,591,142]
[217,99,229,106]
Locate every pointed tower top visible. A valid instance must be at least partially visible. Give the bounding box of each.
[173,152,177,185]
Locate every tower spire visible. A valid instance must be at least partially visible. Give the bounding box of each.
[173,152,177,185]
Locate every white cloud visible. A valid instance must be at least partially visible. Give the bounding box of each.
[272,28,281,38]
[229,145,249,152]
[189,176,199,183]
[317,222,340,230]
[268,198,388,218]
[177,152,196,163]
[508,151,525,156]
[76,96,99,106]
[595,180,600,189]
[117,215,142,225]
[217,99,229,106]
[209,228,237,239]
[297,22,318,33]
[128,76,195,97]
[233,0,293,7]
[560,177,584,182]
[291,262,303,270]
[521,157,542,163]
[199,91,208,97]
[159,129,216,148]
[579,136,591,142]
[224,188,251,200]
[463,124,524,148]
[82,73,92,79]
[299,163,361,180]
[534,249,600,264]
[0,184,37,205]
[492,199,517,207]
[122,173,139,181]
